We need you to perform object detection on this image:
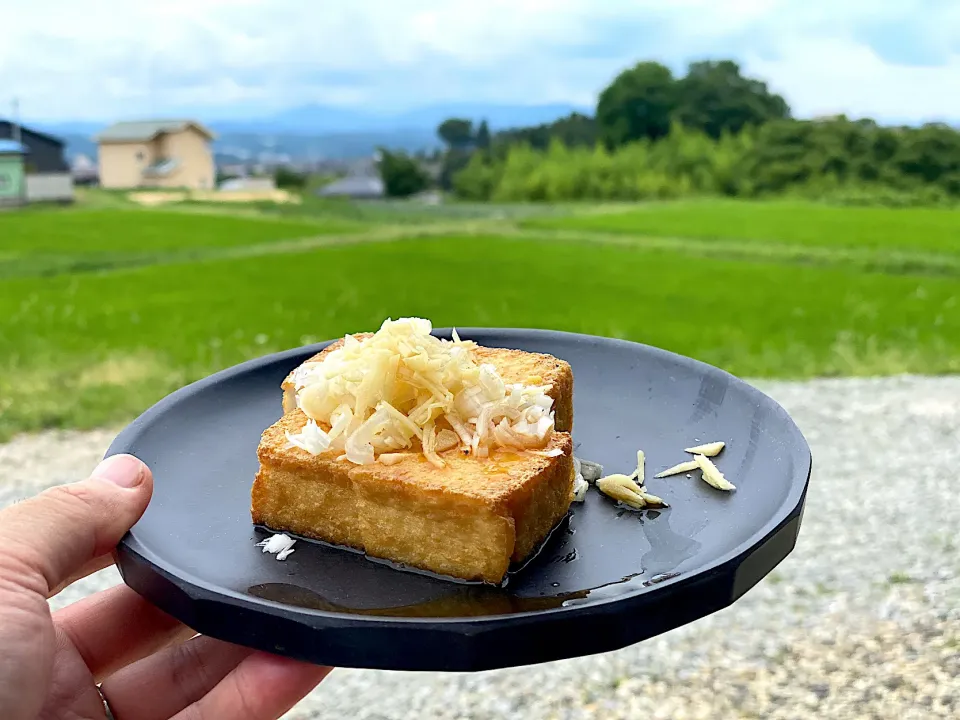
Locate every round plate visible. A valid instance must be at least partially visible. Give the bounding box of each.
[109,329,811,672]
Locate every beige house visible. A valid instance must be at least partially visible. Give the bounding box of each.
[95,120,216,189]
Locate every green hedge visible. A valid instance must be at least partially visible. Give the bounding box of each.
[454,119,960,205]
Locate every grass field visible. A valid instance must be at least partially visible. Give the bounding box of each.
[0,207,363,281]
[1,207,359,255]
[1,196,958,440]
[523,200,960,256]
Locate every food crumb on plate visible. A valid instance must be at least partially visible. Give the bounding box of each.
[257,532,297,560]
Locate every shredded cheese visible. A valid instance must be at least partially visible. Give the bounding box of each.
[684,441,725,457]
[572,457,588,502]
[633,450,645,483]
[597,473,648,510]
[257,533,297,561]
[693,454,736,491]
[286,318,557,466]
[654,460,700,478]
[578,458,603,482]
[639,490,668,507]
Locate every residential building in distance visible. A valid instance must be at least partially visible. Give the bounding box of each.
[0,120,69,173]
[0,140,26,206]
[316,154,385,200]
[70,154,99,186]
[316,174,385,200]
[219,176,276,192]
[95,120,216,190]
[0,121,74,204]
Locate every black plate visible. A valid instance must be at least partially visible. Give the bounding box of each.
[108,329,811,671]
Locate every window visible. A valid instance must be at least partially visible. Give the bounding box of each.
[136,151,144,162]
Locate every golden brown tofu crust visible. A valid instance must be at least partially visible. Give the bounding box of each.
[253,412,573,583]
[258,335,575,584]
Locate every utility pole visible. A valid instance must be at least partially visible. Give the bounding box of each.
[11,98,21,144]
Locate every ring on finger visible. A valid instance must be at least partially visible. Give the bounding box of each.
[97,684,117,720]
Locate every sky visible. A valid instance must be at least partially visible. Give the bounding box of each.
[2,0,960,124]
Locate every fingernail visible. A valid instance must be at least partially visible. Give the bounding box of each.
[93,454,145,488]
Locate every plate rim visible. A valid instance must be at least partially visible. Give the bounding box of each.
[111,327,812,629]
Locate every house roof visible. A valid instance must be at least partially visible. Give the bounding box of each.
[0,140,27,154]
[0,121,65,147]
[94,120,216,143]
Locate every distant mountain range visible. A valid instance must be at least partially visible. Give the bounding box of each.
[29,102,591,162]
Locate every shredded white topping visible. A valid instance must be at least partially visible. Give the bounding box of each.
[286,317,557,466]
[572,457,588,502]
[257,533,297,561]
[285,418,332,455]
[693,453,737,491]
[655,460,700,478]
[578,458,603,482]
[597,473,648,509]
[596,472,669,509]
[684,441,725,457]
[633,450,645,483]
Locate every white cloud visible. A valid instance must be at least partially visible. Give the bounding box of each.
[747,38,960,122]
[0,0,957,123]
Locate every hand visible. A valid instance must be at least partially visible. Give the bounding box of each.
[0,454,330,720]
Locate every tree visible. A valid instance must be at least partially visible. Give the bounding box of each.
[437,118,475,149]
[673,60,790,139]
[453,151,501,200]
[377,150,430,197]
[274,166,307,189]
[493,112,597,154]
[596,61,676,148]
[548,113,597,148]
[475,120,491,150]
[439,148,472,191]
[895,123,960,184]
[451,116,960,203]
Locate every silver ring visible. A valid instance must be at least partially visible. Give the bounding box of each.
[97,684,117,720]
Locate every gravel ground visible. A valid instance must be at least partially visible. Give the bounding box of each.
[2,376,959,719]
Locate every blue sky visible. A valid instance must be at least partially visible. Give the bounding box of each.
[2,0,959,123]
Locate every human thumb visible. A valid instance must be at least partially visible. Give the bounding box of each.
[0,454,152,596]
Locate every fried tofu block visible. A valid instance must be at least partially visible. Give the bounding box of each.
[253,412,574,583]
[281,334,574,433]
[256,340,575,584]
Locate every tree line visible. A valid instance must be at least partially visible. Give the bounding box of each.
[379,59,960,204]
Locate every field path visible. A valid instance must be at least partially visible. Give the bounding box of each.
[0,220,510,281]
[2,376,959,718]
[12,202,960,283]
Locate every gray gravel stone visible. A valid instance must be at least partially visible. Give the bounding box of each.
[2,376,958,718]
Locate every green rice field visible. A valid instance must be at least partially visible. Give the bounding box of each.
[523,200,960,256]
[1,197,957,440]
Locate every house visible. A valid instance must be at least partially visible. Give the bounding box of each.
[316,174,385,200]
[0,121,74,204]
[0,121,69,173]
[95,120,216,190]
[219,176,276,192]
[217,162,249,179]
[70,154,99,186]
[0,140,26,207]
